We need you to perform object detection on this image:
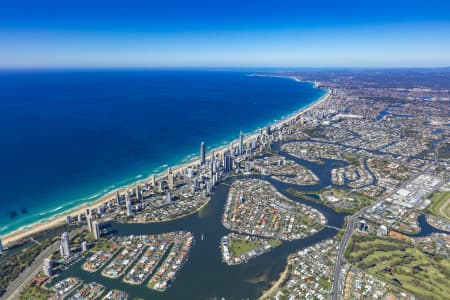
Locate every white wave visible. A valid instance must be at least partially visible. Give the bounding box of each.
[87,193,101,200]
[135,174,143,179]
[50,206,64,213]
[38,205,64,217]
[0,226,8,231]
[66,200,79,206]
[152,167,163,174]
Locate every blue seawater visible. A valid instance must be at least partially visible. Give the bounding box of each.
[0,70,325,236]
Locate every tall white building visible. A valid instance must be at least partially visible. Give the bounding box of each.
[43,258,52,276]
[125,189,130,203]
[81,241,88,253]
[126,198,134,216]
[85,209,92,233]
[86,213,93,233]
[60,232,71,257]
[168,168,174,190]
[92,221,101,240]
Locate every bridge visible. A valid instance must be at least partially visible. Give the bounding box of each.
[325,225,341,231]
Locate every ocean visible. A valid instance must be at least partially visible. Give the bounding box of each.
[0,70,325,236]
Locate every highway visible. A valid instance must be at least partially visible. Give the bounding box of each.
[330,212,360,300]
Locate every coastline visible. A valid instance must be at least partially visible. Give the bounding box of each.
[0,77,331,247]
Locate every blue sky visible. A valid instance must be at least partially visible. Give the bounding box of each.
[1,0,449,68]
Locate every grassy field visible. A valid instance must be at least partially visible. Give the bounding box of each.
[286,188,326,211]
[267,239,282,248]
[19,285,53,300]
[230,239,261,257]
[72,230,96,245]
[91,238,114,252]
[342,153,361,166]
[345,235,450,300]
[426,191,450,221]
[286,187,374,214]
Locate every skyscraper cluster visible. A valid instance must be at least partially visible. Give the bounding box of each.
[86,208,101,240]
[223,152,233,174]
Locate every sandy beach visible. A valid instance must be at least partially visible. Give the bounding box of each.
[1,78,331,247]
[258,257,292,299]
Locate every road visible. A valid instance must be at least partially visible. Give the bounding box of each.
[330,212,360,300]
[331,165,435,300]
[2,240,59,300]
[2,229,82,300]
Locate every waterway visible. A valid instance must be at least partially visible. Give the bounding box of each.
[53,140,347,299]
[408,214,449,237]
[51,139,446,299]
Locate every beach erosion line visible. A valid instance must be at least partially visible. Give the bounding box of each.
[0,79,330,245]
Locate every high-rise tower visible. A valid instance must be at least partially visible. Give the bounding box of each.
[92,221,101,240]
[239,131,244,155]
[200,141,206,165]
[115,191,121,206]
[60,232,71,257]
[43,258,52,276]
[126,197,134,216]
[168,168,174,190]
[136,185,142,201]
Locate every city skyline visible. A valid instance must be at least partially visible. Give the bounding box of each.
[0,2,448,299]
[1,0,450,68]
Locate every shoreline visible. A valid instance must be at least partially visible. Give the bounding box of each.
[258,256,292,299]
[0,77,331,247]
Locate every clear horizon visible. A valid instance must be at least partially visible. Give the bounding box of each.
[1,0,450,68]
